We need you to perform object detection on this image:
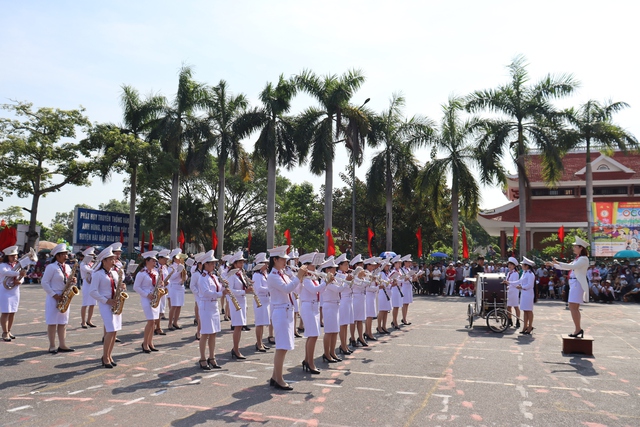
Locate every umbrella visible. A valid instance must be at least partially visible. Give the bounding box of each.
[379,251,397,259]
[38,241,57,251]
[429,252,448,258]
[613,250,640,259]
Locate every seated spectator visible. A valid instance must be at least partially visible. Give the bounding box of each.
[622,285,640,303]
[600,280,615,303]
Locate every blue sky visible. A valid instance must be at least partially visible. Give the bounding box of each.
[1,0,638,226]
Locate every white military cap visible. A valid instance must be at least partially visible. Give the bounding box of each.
[335,253,349,264]
[391,255,402,264]
[253,252,268,264]
[299,252,316,265]
[229,250,246,264]
[142,250,158,260]
[363,256,379,265]
[268,245,290,259]
[93,247,116,271]
[319,256,338,270]
[200,250,218,264]
[401,254,412,262]
[521,256,535,267]
[157,249,170,258]
[350,254,363,266]
[507,256,519,266]
[82,247,95,257]
[573,236,589,248]
[2,245,18,256]
[169,248,182,259]
[108,242,123,252]
[51,243,69,256]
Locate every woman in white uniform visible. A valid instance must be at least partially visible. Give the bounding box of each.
[507,257,536,335]
[377,261,392,334]
[167,248,186,330]
[299,252,325,373]
[189,253,204,340]
[197,250,227,370]
[226,250,254,360]
[252,252,271,352]
[133,250,160,353]
[90,247,123,368]
[349,255,367,348]
[320,256,343,363]
[400,255,414,325]
[505,257,521,329]
[389,255,404,329]
[336,254,355,353]
[363,257,380,341]
[41,243,76,354]
[79,247,97,329]
[267,245,305,390]
[155,250,170,335]
[1,246,26,341]
[548,237,590,338]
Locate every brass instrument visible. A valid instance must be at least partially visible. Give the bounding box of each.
[57,260,80,313]
[150,266,174,309]
[3,248,37,290]
[112,262,130,315]
[218,270,241,311]
[241,270,262,308]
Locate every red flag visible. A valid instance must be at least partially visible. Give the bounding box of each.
[367,228,374,257]
[512,226,519,256]
[0,226,17,250]
[212,229,218,251]
[247,229,252,254]
[415,227,423,258]
[326,229,336,257]
[148,230,154,251]
[284,229,291,253]
[178,230,185,250]
[140,231,145,253]
[120,229,124,244]
[462,225,469,259]
[558,225,565,254]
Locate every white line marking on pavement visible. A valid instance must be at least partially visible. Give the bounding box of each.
[86,385,103,390]
[397,391,417,395]
[90,407,113,416]
[433,394,451,412]
[355,387,384,392]
[203,373,220,378]
[221,374,257,379]
[132,373,145,377]
[7,405,32,412]
[68,390,84,395]
[123,397,145,405]
[313,383,342,388]
[519,401,533,420]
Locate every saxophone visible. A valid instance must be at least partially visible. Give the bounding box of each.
[242,270,262,308]
[3,248,37,290]
[218,271,241,311]
[150,266,174,309]
[111,266,129,315]
[57,260,80,313]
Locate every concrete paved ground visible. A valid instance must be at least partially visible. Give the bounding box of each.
[1,284,639,426]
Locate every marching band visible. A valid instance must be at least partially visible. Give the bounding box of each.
[0,242,425,392]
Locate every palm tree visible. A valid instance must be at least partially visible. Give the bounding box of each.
[466,55,578,255]
[234,75,300,249]
[564,100,638,246]
[84,86,164,258]
[420,96,480,261]
[367,93,435,250]
[295,69,366,252]
[148,66,212,247]
[204,80,252,258]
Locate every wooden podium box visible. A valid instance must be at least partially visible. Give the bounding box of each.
[562,335,593,356]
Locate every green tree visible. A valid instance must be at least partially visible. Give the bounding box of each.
[564,100,638,246]
[0,101,93,250]
[295,69,367,252]
[0,206,25,223]
[84,85,165,258]
[235,75,301,249]
[367,94,435,250]
[539,228,588,260]
[98,199,130,214]
[277,182,324,252]
[420,96,481,261]
[466,55,578,255]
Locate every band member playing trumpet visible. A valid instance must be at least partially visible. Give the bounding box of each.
[133,251,161,353]
[400,255,414,325]
[167,248,186,331]
[390,255,403,330]
[79,247,97,329]
[363,257,380,341]
[336,254,356,353]
[1,246,26,342]
[349,254,368,347]
[155,249,170,335]
[189,253,205,340]
[377,260,392,334]
[41,243,76,354]
[90,247,123,368]
[251,252,271,352]
[319,256,343,363]
[299,252,325,374]
[227,250,252,360]
[197,250,228,370]
[266,245,306,391]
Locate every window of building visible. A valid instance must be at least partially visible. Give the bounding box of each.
[596,164,611,171]
[531,188,575,197]
[580,186,628,196]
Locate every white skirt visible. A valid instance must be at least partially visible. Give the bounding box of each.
[199,299,221,334]
[507,287,520,307]
[0,285,20,313]
[98,302,122,333]
[168,285,185,307]
[159,293,167,312]
[401,283,413,304]
[391,286,403,308]
[339,296,354,326]
[300,301,321,337]
[353,293,366,321]
[568,280,585,304]
[322,301,340,333]
[519,289,535,311]
[378,289,391,312]
[366,292,378,318]
[140,295,160,321]
[228,295,247,326]
[272,306,294,350]
[81,286,96,306]
[292,296,299,313]
[45,294,70,325]
[253,295,270,326]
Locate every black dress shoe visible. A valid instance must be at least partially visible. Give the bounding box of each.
[231,349,246,360]
[172,324,182,330]
[141,344,151,354]
[86,322,97,328]
[199,360,212,370]
[149,346,159,352]
[48,349,58,354]
[255,344,267,353]
[110,360,117,367]
[207,358,222,369]
[401,319,412,325]
[270,378,293,390]
[115,338,121,343]
[57,347,75,352]
[8,333,16,339]
[357,338,369,347]
[365,334,378,341]
[242,326,251,331]
[101,358,113,369]
[81,324,88,329]
[322,354,338,363]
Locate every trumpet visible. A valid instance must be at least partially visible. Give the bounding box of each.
[217,271,241,311]
[290,265,334,283]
